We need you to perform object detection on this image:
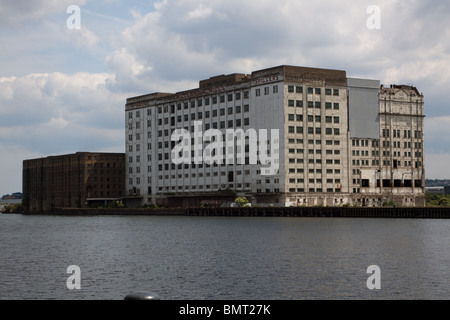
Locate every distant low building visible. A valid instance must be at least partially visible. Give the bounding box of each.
[23,152,125,213]
[445,186,450,195]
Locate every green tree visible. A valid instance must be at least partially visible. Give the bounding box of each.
[234,197,250,207]
[382,200,396,207]
[438,196,449,207]
[426,192,450,207]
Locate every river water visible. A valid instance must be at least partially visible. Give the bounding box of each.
[0,213,449,300]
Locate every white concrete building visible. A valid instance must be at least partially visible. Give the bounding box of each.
[125,65,425,207]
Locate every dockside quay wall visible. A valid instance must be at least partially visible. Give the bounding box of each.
[186,207,450,219]
[49,208,186,216]
[32,207,450,219]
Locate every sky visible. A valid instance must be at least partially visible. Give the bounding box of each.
[1,0,450,196]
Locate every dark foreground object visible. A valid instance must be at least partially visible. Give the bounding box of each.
[124,292,161,300]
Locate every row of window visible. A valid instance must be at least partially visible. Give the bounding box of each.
[352,139,423,149]
[150,167,277,182]
[151,169,253,179]
[352,139,378,147]
[164,92,250,113]
[289,168,342,175]
[156,184,252,192]
[288,158,342,165]
[382,129,423,139]
[352,159,377,166]
[288,114,340,123]
[150,140,268,152]
[287,86,340,96]
[133,166,343,175]
[129,106,252,130]
[351,158,424,167]
[155,105,251,124]
[127,93,252,120]
[288,178,341,184]
[351,160,423,168]
[149,185,285,193]
[128,110,151,119]
[288,126,341,135]
[353,179,423,189]
[127,183,346,194]
[128,119,251,142]
[292,177,342,183]
[381,141,422,149]
[131,161,280,173]
[350,149,423,158]
[255,86,278,96]
[381,150,423,157]
[288,188,341,193]
[353,150,374,157]
[287,100,341,109]
[128,178,253,191]
[288,139,341,146]
[289,149,341,155]
[128,163,346,180]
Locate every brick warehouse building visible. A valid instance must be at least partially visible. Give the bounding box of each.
[125,65,425,208]
[23,152,125,213]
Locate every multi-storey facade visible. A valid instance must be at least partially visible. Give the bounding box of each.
[125,65,425,208]
[349,85,425,206]
[23,152,125,213]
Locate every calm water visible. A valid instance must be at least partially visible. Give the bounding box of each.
[0,213,449,300]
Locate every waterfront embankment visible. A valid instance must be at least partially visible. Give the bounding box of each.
[28,206,450,219]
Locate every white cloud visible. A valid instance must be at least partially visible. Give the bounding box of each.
[49,117,69,129]
[425,116,450,153]
[186,4,213,20]
[0,0,86,27]
[104,0,450,99]
[64,27,100,49]
[0,72,125,156]
[0,144,43,196]
[1,72,114,121]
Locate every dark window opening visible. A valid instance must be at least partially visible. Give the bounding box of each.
[382,179,391,188]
